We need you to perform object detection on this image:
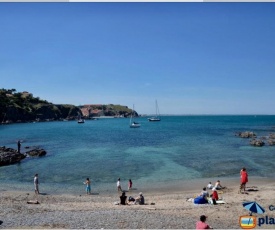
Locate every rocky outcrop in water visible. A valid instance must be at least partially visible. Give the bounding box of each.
[26,148,47,157]
[235,131,256,138]
[250,139,265,147]
[0,146,26,167]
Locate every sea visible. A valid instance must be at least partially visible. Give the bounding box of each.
[1,115,275,195]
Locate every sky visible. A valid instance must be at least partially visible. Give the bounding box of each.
[1,2,275,115]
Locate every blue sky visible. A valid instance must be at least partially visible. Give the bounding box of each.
[1,3,275,115]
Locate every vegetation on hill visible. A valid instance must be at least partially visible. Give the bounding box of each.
[0,89,138,123]
[0,89,80,123]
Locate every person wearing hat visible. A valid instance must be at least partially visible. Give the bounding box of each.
[134,192,145,205]
[196,215,213,229]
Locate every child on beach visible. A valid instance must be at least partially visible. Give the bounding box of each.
[196,215,213,229]
[240,168,248,193]
[84,178,91,195]
[207,182,213,189]
[128,179,132,191]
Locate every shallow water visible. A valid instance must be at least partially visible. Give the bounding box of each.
[1,115,275,195]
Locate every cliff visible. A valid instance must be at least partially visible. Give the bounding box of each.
[0,89,138,123]
[79,104,138,118]
[0,89,81,123]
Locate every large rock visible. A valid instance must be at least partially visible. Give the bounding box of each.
[236,131,256,138]
[26,148,47,157]
[0,146,26,167]
[250,139,265,147]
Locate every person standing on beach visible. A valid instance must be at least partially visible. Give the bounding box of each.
[240,167,248,193]
[17,140,21,153]
[196,215,213,229]
[84,178,91,195]
[34,174,39,195]
[128,179,132,191]
[117,178,122,192]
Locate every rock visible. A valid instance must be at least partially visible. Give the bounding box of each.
[236,131,256,138]
[268,139,275,146]
[0,146,26,167]
[26,148,47,157]
[250,139,265,147]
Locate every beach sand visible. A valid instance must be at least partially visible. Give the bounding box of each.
[1,178,275,229]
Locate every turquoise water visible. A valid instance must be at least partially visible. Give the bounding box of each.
[1,115,275,194]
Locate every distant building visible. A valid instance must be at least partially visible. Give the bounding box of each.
[22,91,33,98]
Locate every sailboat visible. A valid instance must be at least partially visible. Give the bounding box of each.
[129,105,140,128]
[148,100,161,122]
[77,112,85,124]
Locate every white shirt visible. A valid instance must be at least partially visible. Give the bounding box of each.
[207,183,213,189]
[117,180,120,187]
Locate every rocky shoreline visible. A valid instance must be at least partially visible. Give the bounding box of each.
[0,146,47,167]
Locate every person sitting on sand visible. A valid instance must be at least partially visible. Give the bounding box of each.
[200,187,209,199]
[211,187,219,205]
[207,182,213,189]
[196,215,213,229]
[120,192,127,205]
[214,180,225,190]
[240,167,248,193]
[134,192,145,205]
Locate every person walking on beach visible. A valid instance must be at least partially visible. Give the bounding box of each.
[240,167,248,193]
[117,178,122,192]
[34,174,39,195]
[17,140,21,153]
[128,179,132,191]
[196,215,213,229]
[84,178,91,195]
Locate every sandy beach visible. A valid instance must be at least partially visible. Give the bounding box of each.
[1,177,275,229]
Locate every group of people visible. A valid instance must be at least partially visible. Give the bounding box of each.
[195,168,249,229]
[117,178,132,192]
[119,191,145,205]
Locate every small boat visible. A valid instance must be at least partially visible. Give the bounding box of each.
[148,100,161,122]
[77,113,85,123]
[130,104,140,128]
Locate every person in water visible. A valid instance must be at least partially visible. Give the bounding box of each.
[128,179,132,191]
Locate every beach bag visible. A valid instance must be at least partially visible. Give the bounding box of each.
[128,196,135,202]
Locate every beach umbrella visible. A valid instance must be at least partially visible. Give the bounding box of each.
[243,201,265,215]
